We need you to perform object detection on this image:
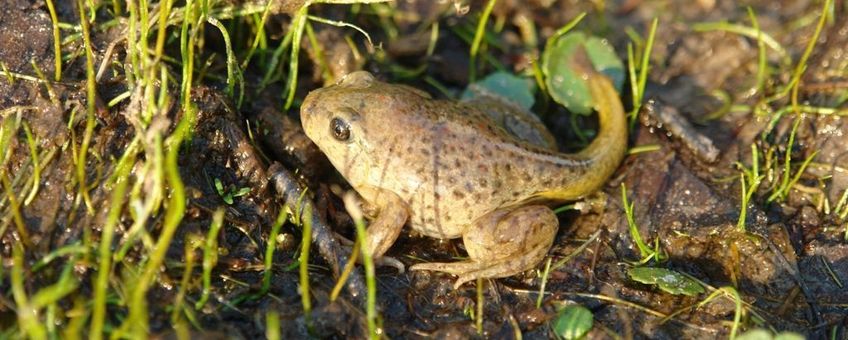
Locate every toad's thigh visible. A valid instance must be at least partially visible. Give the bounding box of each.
[462,205,558,261]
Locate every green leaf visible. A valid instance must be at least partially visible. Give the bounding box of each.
[584,37,625,91]
[542,31,624,115]
[461,71,536,111]
[214,178,225,195]
[551,305,593,340]
[628,267,705,296]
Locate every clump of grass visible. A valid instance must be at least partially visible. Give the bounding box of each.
[626,17,658,127]
[90,146,134,339]
[766,116,818,203]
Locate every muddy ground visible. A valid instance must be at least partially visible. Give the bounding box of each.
[0,0,847,338]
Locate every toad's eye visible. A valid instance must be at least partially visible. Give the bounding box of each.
[330,117,351,141]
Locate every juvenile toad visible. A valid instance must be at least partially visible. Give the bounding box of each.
[300,71,627,288]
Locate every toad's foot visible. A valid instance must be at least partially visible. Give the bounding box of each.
[410,244,551,289]
[410,205,558,289]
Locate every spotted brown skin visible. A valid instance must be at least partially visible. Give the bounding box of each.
[300,71,627,288]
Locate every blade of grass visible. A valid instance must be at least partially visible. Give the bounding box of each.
[299,204,313,330]
[621,184,651,259]
[330,237,360,301]
[21,123,41,205]
[12,244,47,339]
[45,0,62,81]
[266,311,280,340]
[241,0,274,70]
[768,116,802,202]
[343,192,380,339]
[207,17,244,108]
[31,262,78,310]
[469,0,498,82]
[628,18,658,127]
[692,22,789,66]
[90,150,134,340]
[698,287,743,339]
[746,7,766,95]
[307,15,376,51]
[260,208,288,295]
[790,0,832,115]
[535,258,552,308]
[259,28,294,90]
[76,0,97,215]
[2,173,32,248]
[304,22,331,84]
[196,208,225,309]
[30,60,58,106]
[171,233,201,324]
[284,5,308,110]
[476,278,484,335]
[180,0,199,134]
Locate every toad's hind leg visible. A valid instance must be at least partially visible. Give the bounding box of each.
[410,205,558,289]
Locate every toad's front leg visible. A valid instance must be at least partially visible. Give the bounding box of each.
[356,186,410,261]
[410,205,558,289]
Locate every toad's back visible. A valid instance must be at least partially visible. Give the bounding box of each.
[300,71,627,239]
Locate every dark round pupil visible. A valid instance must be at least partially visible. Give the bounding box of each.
[331,117,350,141]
